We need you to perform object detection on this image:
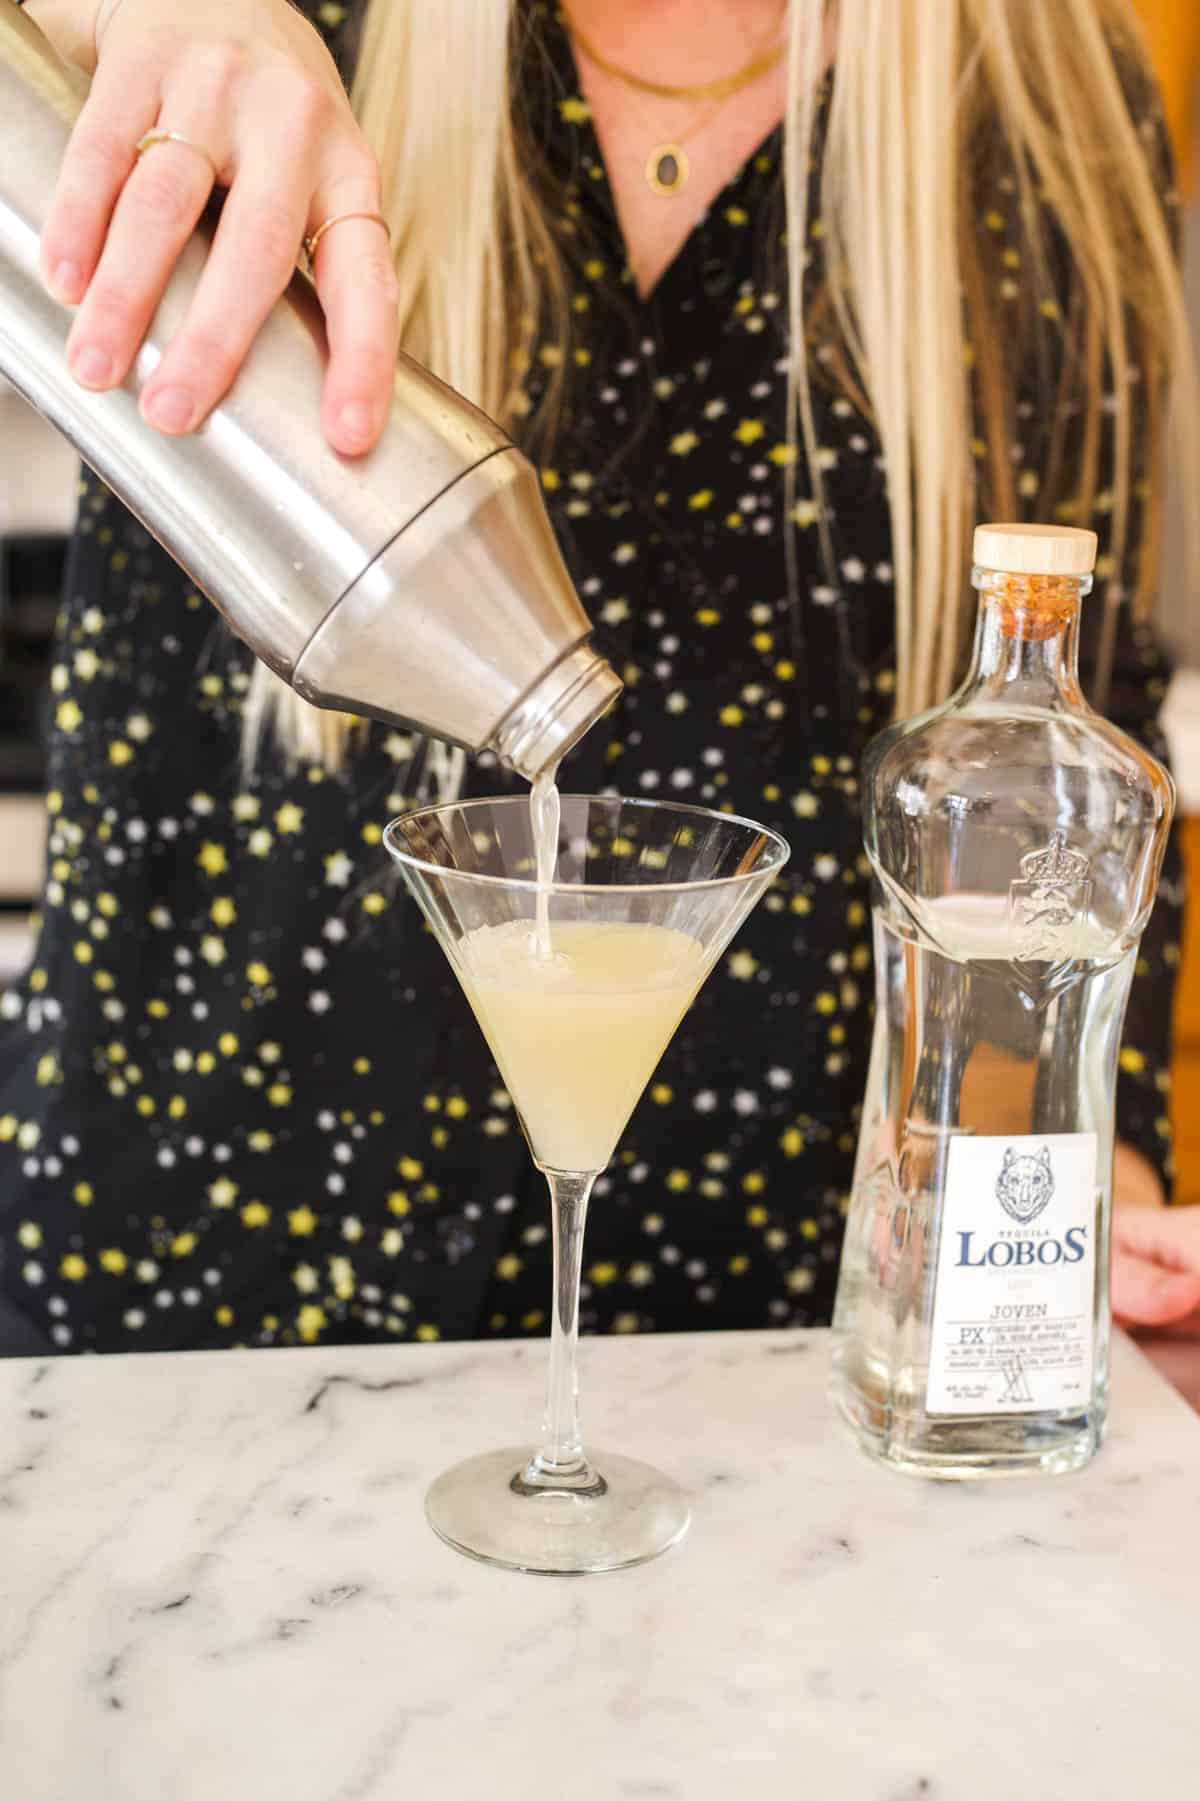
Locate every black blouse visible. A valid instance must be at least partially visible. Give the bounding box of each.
[0,3,1182,1353]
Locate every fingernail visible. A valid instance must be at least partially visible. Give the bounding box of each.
[144,386,196,433]
[337,403,374,445]
[50,260,82,301]
[72,345,113,387]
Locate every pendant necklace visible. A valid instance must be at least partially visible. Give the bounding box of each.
[565,11,787,198]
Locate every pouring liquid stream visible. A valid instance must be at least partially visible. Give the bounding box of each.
[530,764,561,957]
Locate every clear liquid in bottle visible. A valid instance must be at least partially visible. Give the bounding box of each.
[831,526,1174,1478]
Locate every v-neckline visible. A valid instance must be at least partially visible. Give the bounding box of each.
[542,7,790,309]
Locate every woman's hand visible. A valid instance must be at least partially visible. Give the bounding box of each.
[1112,1202,1200,1329]
[34,0,399,455]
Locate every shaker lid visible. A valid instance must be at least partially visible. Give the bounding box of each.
[972,523,1098,576]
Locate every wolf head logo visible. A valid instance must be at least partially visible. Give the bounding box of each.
[996,1145,1054,1224]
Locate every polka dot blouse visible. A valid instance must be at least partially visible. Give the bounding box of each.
[0,3,1183,1353]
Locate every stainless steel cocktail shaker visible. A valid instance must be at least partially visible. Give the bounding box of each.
[0,2,620,778]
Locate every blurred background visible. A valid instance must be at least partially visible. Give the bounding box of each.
[1,1,1198,1198]
[1139,2,1200,1208]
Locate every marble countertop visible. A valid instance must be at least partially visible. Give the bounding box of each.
[1,1329,1198,1801]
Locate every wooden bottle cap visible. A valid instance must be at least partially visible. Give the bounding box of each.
[972,523,1098,577]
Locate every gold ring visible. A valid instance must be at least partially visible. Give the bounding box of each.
[304,211,392,267]
[135,129,221,186]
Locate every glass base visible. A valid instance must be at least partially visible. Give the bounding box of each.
[425,1447,690,1574]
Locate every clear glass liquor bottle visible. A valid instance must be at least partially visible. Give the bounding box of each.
[831,525,1174,1478]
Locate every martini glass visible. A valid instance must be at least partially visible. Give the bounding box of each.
[384,795,789,1574]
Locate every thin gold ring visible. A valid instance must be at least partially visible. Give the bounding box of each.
[135,129,221,186]
[304,210,392,268]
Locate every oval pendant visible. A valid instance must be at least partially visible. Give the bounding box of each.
[646,144,689,196]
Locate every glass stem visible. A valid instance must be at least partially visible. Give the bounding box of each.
[522,1168,601,1491]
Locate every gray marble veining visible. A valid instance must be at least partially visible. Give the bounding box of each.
[0,1330,1197,1800]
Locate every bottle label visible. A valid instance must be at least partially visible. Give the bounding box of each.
[925,1132,1097,1416]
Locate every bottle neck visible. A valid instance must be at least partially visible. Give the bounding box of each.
[962,567,1091,708]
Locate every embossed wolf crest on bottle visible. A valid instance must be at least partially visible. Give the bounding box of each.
[831,525,1174,1478]
[1010,833,1093,960]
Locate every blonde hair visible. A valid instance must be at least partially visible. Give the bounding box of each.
[253,0,1199,765]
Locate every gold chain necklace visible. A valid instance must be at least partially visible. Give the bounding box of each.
[564,13,786,104]
[564,10,786,196]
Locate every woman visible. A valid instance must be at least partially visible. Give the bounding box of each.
[2,0,1197,1354]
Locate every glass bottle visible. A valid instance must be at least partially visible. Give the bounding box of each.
[831,525,1175,1477]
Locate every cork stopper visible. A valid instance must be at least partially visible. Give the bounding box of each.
[973,524,1098,577]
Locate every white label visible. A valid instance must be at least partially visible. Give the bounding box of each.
[925,1133,1097,1416]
